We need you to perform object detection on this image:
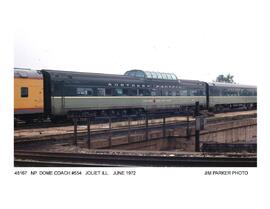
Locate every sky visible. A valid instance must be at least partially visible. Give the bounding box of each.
[14,0,269,85]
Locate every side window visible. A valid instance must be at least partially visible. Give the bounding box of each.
[210,87,220,96]
[123,89,129,96]
[106,88,112,96]
[196,89,204,96]
[189,89,197,96]
[96,88,105,96]
[113,88,123,96]
[136,71,145,78]
[138,89,144,96]
[151,89,156,96]
[163,90,169,96]
[21,87,28,98]
[77,88,93,96]
[128,89,137,96]
[87,89,93,96]
[254,89,257,96]
[180,89,188,96]
[139,89,151,96]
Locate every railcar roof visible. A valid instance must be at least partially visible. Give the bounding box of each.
[42,69,130,78]
[41,69,181,85]
[14,68,43,79]
[41,69,144,82]
[179,79,205,84]
[208,82,256,89]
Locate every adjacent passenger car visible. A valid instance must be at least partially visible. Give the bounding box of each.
[14,68,44,121]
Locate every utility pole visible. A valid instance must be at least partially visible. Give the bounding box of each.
[195,102,200,152]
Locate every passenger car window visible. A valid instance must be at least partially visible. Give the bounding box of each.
[166,74,173,79]
[151,91,156,96]
[21,87,28,98]
[161,73,168,79]
[105,88,112,96]
[156,72,163,79]
[151,72,158,79]
[96,88,105,96]
[180,89,188,96]
[128,89,137,96]
[139,89,151,96]
[114,88,123,96]
[171,74,177,80]
[77,88,93,96]
[145,71,152,78]
[129,71,135,77]
[254,89,257,96]
[135,71,145,78]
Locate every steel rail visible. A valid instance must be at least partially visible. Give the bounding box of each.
[14,151,257,167]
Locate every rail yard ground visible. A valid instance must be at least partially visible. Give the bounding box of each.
[14,110,257,167]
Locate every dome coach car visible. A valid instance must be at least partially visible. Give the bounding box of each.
[41,69,207,120]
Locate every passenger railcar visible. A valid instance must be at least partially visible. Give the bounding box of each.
[14,68,257,122]
[207,82,257,111]
[41,69,207,118]
[14,68,44,121]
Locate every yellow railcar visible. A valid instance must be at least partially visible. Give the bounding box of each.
[14,68,44,118]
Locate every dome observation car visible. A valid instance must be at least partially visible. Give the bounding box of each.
[124,69,178,80]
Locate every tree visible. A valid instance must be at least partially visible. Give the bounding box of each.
[215,74,235,83]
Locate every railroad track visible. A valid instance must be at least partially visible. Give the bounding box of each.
[14,119,191,149]
[14,150,257,167]
[15,109,255,130]
[14,115,185,130]
[14,121,73,130]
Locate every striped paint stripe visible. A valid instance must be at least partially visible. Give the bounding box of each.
[14,108,44,115]
[52,96,207,99]
[14,77,43,80]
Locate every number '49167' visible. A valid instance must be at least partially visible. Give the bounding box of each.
[14,171,27,175]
